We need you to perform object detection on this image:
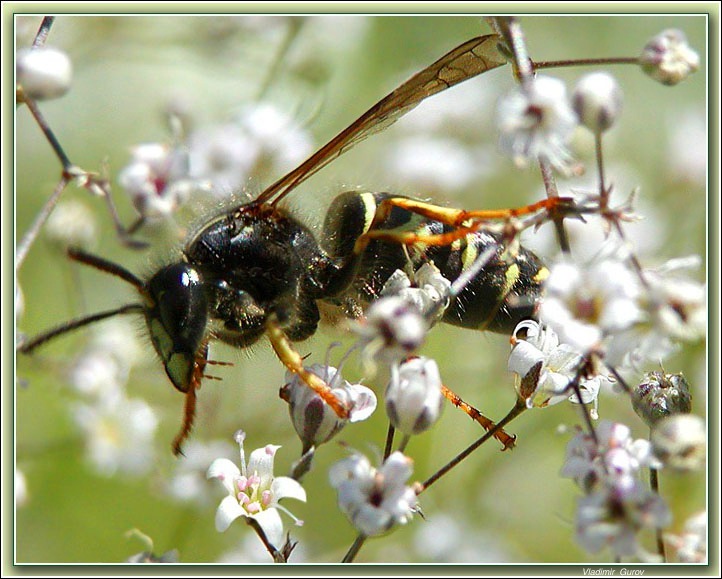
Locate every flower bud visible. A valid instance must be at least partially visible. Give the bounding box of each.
[631,371,692,427]
[640,29,700,86]
[280,365,376,453]
[356,296,427,371]
[385,357,444,435]
[17,46,73,100]
[651,414,706,472]
[572,72,623,133]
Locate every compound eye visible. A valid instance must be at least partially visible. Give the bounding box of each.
[146,264,208,392]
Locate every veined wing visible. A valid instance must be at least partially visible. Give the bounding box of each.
[255,34,508,207]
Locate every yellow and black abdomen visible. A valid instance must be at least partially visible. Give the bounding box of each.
[321,191,548,334]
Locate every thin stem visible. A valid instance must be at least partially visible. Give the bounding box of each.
[595,131,608,211]
[539,161,571,254]
[534,56,640,70]
[383,423,395,460]
[341,533,367,563]
[606,364,633,396]
[649,465,667,561]
[419,398,527,493]
[32,16,55,48]
[19,93,72,170]
[571,379,598,445]
[245,517,285,562]
[255,17,305,102]
[16,175,68,269]
[397,434,411,454]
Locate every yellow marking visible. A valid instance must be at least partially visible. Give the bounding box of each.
[359,192,378,236]
[533,266,550,283]
[478,262,520,330]
[504,263,521,296]
[460,236,477,272]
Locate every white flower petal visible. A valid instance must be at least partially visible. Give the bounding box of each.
[247,445,280,484]
[270,476,307,504]
[508,340,545,374]
[215,495,246,532]
[251,508,285,549]
[379,451,413,484]
[207,458,241,495]
[345,384,378,422]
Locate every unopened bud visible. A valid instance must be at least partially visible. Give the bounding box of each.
[385,357,444,435]
[17,46,73,100]
[640,29,700,86]
[572,72,623,133]
[280,365,376,453]
[356,296,427,371]
[632,371,692,427]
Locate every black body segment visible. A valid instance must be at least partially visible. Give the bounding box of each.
[321,191,547,334]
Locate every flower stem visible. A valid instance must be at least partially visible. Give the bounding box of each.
[534,56,640,70]
[649,448,667,561]
[419,398,527,492]
[383,423,395,460]
[342,533,367,563]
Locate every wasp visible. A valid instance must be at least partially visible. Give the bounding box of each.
[19,33,554,455]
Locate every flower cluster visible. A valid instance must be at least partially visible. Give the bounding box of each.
[561,421,670,560]
[66,319,159,477]
[118,103,313,222]
[539,252,705,370]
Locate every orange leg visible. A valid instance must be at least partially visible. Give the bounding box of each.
[266,316,350,419]
[353,195,570,255]
[441,384,516,450]
[375,196,566,228]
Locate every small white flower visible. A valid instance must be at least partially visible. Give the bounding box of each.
[640,29,700,86]
[575,480,671,560]
[380,263,452,322]
[497,75,578,173]
[508,320,601,409]
[280,364,377,453]
[561,421,656,493]
[385,356,444,435]
[605,256,706,368]
[666,511,707,563]
[207,431,306,549]
[355,296,428,372]
[73,393,159,477]
[644,257,706,342]
[118,142,195,218]
[17,46,73,100]
[166,439,236,504]
[572,72,624,133]
[540,257,643,354]
[44,199,98,250]
[188,103,312,196]
[651,414,706,472]
[329,451,418,537]
[69,318,144,398]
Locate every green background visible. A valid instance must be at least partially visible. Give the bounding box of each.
[14,13,708,566]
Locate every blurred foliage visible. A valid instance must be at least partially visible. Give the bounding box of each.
[14,14,707,565]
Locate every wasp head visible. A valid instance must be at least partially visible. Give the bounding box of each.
[144,262,209,393]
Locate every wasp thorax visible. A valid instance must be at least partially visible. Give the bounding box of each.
[145,263,209,392]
